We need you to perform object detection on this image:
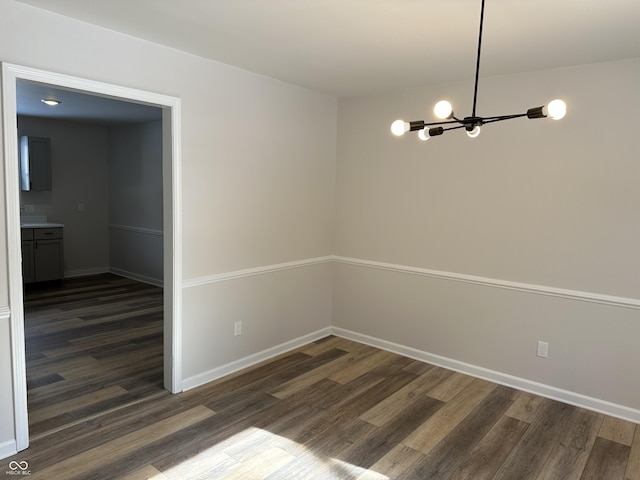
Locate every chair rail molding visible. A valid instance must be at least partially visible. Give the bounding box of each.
[333,256,640,310]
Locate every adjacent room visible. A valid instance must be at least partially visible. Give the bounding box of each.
[1,0,639,478]
[16,81,167,440]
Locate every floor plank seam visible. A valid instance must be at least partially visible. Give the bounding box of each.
[30,385,168,442]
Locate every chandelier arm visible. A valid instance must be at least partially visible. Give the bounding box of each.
[472,0,486,118]
[480,113,528,124]
[441,125,467,133]
[422,119,465,127]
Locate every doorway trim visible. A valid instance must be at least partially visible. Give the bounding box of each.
[1,63,182,452]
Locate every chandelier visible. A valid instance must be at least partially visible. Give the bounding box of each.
[391,0,566,141]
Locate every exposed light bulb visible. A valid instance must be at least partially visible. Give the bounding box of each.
[418,129,430,141]
[544,99,566,120]
[391,119,410,136]
[466,126,481,138]
[41,99,61,106]
[434,100,453,119]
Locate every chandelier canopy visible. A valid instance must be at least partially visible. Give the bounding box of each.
[391,0,566,141]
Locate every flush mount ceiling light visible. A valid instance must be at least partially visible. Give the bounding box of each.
[391,0,566,141]
[41,99,61,106]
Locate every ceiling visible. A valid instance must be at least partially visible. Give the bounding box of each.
[17,80,162,124]
[14,0,640,97]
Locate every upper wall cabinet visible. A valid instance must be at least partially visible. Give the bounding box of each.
[20,136,52,191]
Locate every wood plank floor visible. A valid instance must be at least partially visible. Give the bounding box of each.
[3,275,639,479]
[22,273,165,439]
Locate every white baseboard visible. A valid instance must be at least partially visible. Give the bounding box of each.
[63,267,162,287]
[64,267,109,278]
[0,439,17,461]
[181,322,640,423]
[332,327,640,424]
[181,327,333,391]
[109,268,163,287]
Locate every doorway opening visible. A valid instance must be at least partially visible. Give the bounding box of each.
[23,274,165,440]
[2,63,182,453]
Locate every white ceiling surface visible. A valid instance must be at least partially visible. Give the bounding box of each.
[17,80,162,124]
[15,0,640,97]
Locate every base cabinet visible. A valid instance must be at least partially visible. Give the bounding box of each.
[21,239,35,284]
[21,227,64,283]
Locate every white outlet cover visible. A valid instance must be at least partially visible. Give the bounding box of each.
[537,341,549,358]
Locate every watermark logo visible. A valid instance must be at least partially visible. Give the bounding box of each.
[5,461,30,476]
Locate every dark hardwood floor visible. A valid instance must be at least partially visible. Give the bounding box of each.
[23,273,165,440]
[3,275,639,479]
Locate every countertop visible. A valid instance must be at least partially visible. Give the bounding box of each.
[20,222,64,228]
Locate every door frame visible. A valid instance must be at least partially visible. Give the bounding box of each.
[1,63,183,452]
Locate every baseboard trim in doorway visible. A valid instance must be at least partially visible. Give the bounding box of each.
[109,268,163,288]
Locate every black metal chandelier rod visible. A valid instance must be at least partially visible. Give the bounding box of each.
[390,0,567,141]
[406,112,527,133]
[472,0,486,118]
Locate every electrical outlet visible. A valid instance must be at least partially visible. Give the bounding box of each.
[234,321,242,336]
[537,341,549,358]
[24,204,35,213]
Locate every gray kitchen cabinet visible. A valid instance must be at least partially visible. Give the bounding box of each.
[21,227,64,283]
[21,228,35,284]
[20,136,52,191]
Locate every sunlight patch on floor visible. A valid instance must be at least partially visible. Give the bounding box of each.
[156,427,389,479]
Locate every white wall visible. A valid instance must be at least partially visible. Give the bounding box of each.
[109,120,163,284]
[18,116,110,276]
[334,59,640,416]
[0,317,13,456]
[182,262,334,385]
[0,0,337,454]
[3,0,636,460]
